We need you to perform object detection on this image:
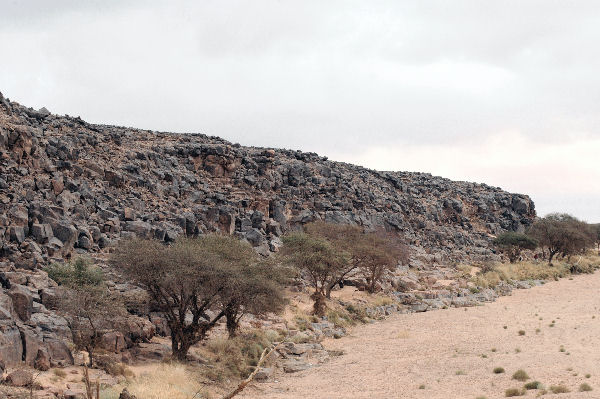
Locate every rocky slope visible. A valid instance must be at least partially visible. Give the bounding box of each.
[0,91,534,268]
[0,90,535,371]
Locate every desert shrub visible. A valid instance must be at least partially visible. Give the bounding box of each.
[52,368,67,378]
[524,381,542,390]
[471,270,506,288]
[48,257,124,367]
[372,295,395,307]
[512,369,530,381]
[550,385,570,393]
[505,387,525,397]
[493,367,505,374]
[326,309,354,328]
[518,330,525,336]
[96,354,133,377]
[580,383,593,392]
[45,257,103,287]
[206,330,279,379]
[344,304,369,324]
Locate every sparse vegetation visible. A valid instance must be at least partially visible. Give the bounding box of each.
[48,257,125,367]
[580,383,593,392]
[493,232,538,263]
[505,387,525,397]
[493,367,505,374]
[518,330,525,336]
[549,385,570,394]
[528,213,596,264]
[512,369,530,381]
[524,381,542,390]
[205,329,282,379]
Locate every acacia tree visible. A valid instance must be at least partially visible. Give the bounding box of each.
[492,232,538,263]
[210,237,288,338]
[355,230,410,293]
[280,232,350,315]
[304,222,409,294]
[303,222,363,297]
[528,213,594,264]
[111,236,287,360]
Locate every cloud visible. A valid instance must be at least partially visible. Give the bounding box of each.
[0,1,598,220]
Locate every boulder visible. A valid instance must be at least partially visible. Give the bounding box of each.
[9,226,25,243]
[6,369,33,387]
[34,348,51,371]
[0,324,23,365]
[124,220,153,238]
[45,337,74,367]
[51,221,78,252]
[8,284,33,321]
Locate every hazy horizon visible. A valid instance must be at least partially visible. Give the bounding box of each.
[1,1,598,222]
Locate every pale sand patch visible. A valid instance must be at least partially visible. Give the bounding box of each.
[241,273,600,399]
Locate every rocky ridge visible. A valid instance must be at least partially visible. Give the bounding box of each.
[0,91,534,268]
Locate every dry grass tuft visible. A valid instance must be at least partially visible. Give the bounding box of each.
[469,254,600,288]
[505,387,525,397]
[550,384,570,394]
[107,363,208,399]
[512,369,530,381]
[580,383,593,392]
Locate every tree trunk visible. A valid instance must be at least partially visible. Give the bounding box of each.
[86,346,94,368]
[171,331,192,361]
[226,315,239,339]
[172,339,191,361]
[548,250,558,265]
[311,291,326,316]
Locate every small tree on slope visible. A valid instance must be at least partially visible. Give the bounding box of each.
[492,232,538,263]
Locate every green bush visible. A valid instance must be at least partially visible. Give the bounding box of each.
[45,257,103,287]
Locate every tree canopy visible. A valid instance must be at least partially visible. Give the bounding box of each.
[527,213,595,264]
[492,232,538,263]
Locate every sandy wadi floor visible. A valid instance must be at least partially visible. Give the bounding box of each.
[241,272,600,399]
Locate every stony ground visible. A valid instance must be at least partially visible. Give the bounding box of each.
[241,272,600,399]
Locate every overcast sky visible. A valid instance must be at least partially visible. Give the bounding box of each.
[1,0,598,222]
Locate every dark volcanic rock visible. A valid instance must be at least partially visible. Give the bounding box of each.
[0,91,535,267]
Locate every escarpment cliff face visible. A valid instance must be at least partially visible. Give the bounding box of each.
[0,91,535,270]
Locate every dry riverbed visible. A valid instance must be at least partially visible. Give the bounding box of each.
[241,272,600,399]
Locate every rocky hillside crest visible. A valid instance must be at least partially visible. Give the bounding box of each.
[0,91,535,269]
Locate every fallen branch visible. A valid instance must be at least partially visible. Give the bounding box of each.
[218,341,283,399]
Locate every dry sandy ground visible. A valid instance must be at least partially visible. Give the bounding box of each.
[241,273,600,399]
